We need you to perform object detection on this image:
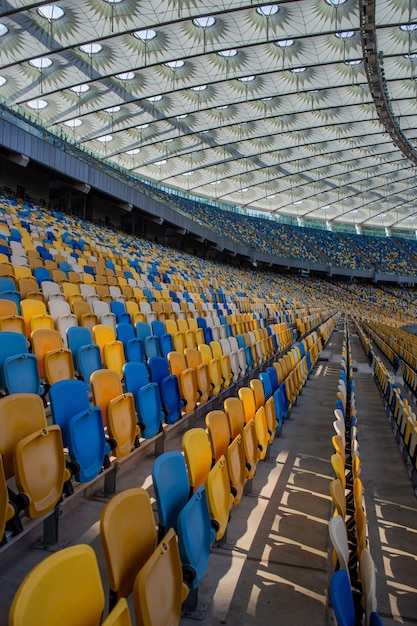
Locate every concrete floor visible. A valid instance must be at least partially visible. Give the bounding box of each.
[1,322,416,625]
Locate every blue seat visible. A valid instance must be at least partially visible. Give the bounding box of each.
[135,321,152,342]
[148,356,183,424]
[116,322,135,351]
[152,451,190,540]
[110,301,131,325]
[369,612,384,626]
[123,361,149,420]
[151,320,166,338]
[266,366,279,393]
[177,485,216,614]
[77,344,102,389]
[259,371,273,400]
[144,335,161,359]
[137,382,164,438]
[0,278,15,292]
[329,569,356,626]
[273,382,289,427]
[159,332,174,357]
[33,267,53,286]
[125,337,145,363]
[3,353,44,395]
[49,379,112,482]
[0,288,21,315]
[68,406,111,482]
[0,331,29,390]
[66,326,92,369]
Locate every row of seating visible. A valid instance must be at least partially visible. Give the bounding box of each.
[328,322,383,626]
[358,324,417,489]
[5,313,342,623]
[8,490,189,625]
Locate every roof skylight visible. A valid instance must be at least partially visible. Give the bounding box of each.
[115,71,135,80]
[134,29,157,41]
[70,84,90,93]
[29,57,53,69]
[27,99,48,110]
[37,5,64,20]
[165,60,185,69]
[218,50,238,57]
[193,17,216,28]
[64,119,83,128]
[256,5,279,17]
[0,23,8,36]
[79,43,102,54]
[275,39,294,47]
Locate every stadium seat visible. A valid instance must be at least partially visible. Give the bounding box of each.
[152,451,190,541]
[103,340,126,379]
[137,382,164,438]
[224,397,245,441]
[182,428,212,493]
[205,455,234,541]
[107,393,140,457]
[205,410,231,464]
[30,328,62,379]
[167,351,199,413]
[91,368,123,426]
[102,598,132,626]
[100,487,156,611]
[329,569,356,626]
[226,434,247,505]
[8,544,105,626]
[148,356,183,424]
[3,352,44,396]
[0,453,18,544]
[177,484,216,615]
[360,548,377,626]
[133,528,188,626]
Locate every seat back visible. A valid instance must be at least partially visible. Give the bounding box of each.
[138,383,164,438]
[8,544,105,626]
[102,598,132,626]
[44,348,75,385]
[238,387,257,424]
[205,455,234,541]
[250,378,266,410]
[77,344,103,388]
[226,434,247,505]
[242,418,259,480]
[68,405,108,483]
[66,326,92,368]
[360,548,377,626]
[14,425,66,518]
[177,484,215,589]
[152,451,190,540]
[49,379,90,445]
[205,410,231,464]
[224,397,245,440]
[329,478,347,519]
[103,340,126,379]
[107,393,140,457]
[182,428,212,493]
[328,515,350,583]
[0,393,47,479]
[100,487,156,608]
[91,368,123,426]
[254,406,269,460]
[133,528,187,626]
[329,569,356,626]
[93,323,116,360]
[31,328,62,378]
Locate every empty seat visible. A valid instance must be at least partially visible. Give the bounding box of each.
[133,528,188,626]
[100,487,157,611]
[91,368,123,427]
[8,544,105,626]
[107,393,140,457]
[182,428,212,493]
[152,451,190,541]
[205,455,234,541]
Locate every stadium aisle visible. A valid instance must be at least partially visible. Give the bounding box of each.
[348,329,417,626]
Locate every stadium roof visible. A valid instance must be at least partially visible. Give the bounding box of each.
[1,0,417,234]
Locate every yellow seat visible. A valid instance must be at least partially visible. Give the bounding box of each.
[238,387,257,424]
[9,544,105,626]
[254,406,269,460]
[0,453,16,542]
[103,340,126,380]
[91,368,123,427]
[167,351,198,413]
[264,396,278,444]
[21,299,53,337]
[205,455,234,541]
[14,425,67,518]
[31,328,63,379]
[249,378,265,410]
[182,427,212,493]
[210,340,232,389]
[100,487,157,611]
[206,410,231,464]
[93,323,116,360]
[133,528,188,626]
[71,300,98,330]
[226,434,247,505]
[184,347,211,403]
[224,396,245,440]
[242,418,259,480]
[198,343,222,395]
[43,347,75,385]
[102,598,132,626]
[107,393,140,457]
[331,452,347,491]
[18,277,41,300]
